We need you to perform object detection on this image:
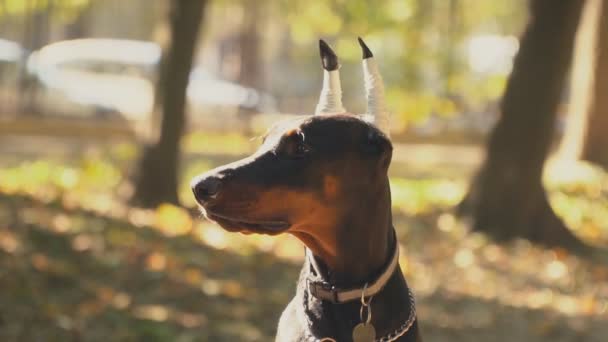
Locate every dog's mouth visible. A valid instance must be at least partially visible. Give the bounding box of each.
[203,210,290,235]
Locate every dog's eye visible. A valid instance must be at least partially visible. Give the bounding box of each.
[280,131,310,158]
[288,137,310,158]
[293,142,310,157]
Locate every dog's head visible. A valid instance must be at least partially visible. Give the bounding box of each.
[191,38,392,236]
[191,114,392,235]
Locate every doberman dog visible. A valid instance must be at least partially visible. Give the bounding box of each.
[192,39,421,342]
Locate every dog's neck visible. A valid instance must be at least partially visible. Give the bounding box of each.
[291,178,393,287]
[289,179,420,341]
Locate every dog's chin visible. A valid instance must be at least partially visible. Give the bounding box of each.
[202,209,290,236]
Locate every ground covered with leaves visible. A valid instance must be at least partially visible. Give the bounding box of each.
[0,134,607,341]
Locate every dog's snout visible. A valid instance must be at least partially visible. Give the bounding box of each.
[192,176,222,203]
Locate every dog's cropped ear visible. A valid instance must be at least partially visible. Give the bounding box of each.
[362,129,393,169]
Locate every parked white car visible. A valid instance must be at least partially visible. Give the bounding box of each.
[28,39,275,127]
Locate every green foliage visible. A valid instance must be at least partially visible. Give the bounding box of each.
[0,0,90,20]
[271,0,527,125]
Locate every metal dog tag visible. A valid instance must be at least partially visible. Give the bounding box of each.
[352,322,376,342]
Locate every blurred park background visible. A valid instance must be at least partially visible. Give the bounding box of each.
[1,0,608,341]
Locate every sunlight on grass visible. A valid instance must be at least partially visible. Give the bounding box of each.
[183,131,256,156]
[545,160,608,244]
[0,157,122,202]
[390,178,466,215]
[193,222,304,263]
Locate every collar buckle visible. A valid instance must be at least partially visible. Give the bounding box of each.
[307,279,339,304]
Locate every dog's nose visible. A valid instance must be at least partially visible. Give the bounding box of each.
[192,176,222,203]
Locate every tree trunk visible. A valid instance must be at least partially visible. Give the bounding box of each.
[442,0,459,95]
[237,0,264,127]
[581,0,608,168]
[458,0,588,251]
[19,0,52,116]
[238,0,262,91]
[132,0,206,207]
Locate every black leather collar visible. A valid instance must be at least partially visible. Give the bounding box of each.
[305,230,400,304]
